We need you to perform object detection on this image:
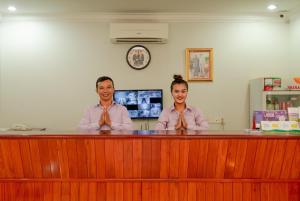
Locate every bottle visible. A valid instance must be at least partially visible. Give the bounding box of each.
[287,100,292,108]
[266,96,274,110]
[290,96,298,107]
[274,98,279,110]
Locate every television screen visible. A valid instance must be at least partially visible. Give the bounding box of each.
[114,89,163,119]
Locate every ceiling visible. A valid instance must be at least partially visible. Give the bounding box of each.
[0,0,299,16]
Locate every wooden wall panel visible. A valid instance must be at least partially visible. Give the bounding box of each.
[0,181,298,201]
[260,140,277,178]
[0,135,299,201]
[290,141,300,179]
[76,140,88,178]
[1,140,24,178]
[151,139,161,178]
[196,183,206,201]
[124,183,133,201]
[38,140,52,178]
[178,182,188,201]
[280,140,298,178]
[18,140,33,178]
[233,140,247,178]
[88,182,97,201]
[65,140,79,178]
[270,140,287,178]
[233,183,243,201]
[251,183,261,201]
[242,140,258,178]
[105,140,115,178]
[169,140,179,178]
[141,182,151,201]
[132,182,141,201]
[196,139,209,178]
[141,139,152,178]
[132,140,142,178]
[0,138,299,180]
[252,140,268,178]
[95,139,106,178]
[243,183,252,201]
[114,141,124,178]
[85,139,97,178]
[214,183,223,201]
[205,183,214,201]
[61,182,70,201]
[289,183,300,201]
[123,141,133,178]
[215,140,229,178]
[115,182,123,201]
[178,140,189,178]
[70,182,79,201]
[187,140,198,178]
[223,182,233,201]
[57,140,70,178]
[224,140,238,178]
[187,182,197,201]
[205,140,219,178]
[97,183,106,201]
[260,183,269,201]
[169,182,179,201]
[53,182,62,201]
[160,183,169,201]
[160,139,170,178]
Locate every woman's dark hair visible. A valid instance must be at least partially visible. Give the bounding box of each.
[170,74,188,91]
[96,76,114,88]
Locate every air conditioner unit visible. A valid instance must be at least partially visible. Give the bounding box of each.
[110,23,168,44]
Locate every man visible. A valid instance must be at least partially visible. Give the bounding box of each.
[79,76,133,130]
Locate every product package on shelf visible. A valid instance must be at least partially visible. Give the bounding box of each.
[261,121,300,132]
[253,110,288,129]
[287,107,300,122]
[263,77,281,91]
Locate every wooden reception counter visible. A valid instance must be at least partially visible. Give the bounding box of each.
[0,130,299,201]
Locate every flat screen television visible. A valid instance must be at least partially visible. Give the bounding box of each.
[114,89,163,119]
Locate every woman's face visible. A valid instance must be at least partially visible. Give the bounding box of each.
[171,83,188,104]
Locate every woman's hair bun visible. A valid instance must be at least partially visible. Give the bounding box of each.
[173,74,183,81]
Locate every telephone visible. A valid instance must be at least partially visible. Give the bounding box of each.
[11,124,32,131]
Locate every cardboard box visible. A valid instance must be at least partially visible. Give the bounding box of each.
[253,110,287,129]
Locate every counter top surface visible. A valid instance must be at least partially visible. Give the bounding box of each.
[0,129,299,138]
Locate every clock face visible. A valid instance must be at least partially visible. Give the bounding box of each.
[126,45,151,70]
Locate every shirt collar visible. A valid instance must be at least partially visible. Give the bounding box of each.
[95,101,116,108]
[170,104,192,112]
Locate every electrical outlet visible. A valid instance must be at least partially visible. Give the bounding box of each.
[207,117,225,130]
[215,119,222,123]
[209,118,224,124]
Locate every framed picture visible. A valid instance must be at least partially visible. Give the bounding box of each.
[185,48,213,81]
[126,45,151,70]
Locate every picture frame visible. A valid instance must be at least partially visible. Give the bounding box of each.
[185,48,213,81]
[126,45,151,70]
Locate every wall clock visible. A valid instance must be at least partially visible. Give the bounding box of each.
[126,45,151,70]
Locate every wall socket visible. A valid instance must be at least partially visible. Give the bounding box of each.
[209,118,224,124]
[208,117,225,130]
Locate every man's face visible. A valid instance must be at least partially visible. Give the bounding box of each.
[96,80,114,102]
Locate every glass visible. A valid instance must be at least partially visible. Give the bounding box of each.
[266,94,300,110]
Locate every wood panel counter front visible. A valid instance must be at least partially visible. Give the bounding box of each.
[0,130,299,201]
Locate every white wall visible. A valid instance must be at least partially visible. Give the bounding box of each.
[289,14,300,75]
[0,16,291,130]
[0,20,2,124]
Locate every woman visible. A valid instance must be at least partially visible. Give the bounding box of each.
[155,75,208,130]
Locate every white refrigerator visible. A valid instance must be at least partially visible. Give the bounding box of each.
[249,78,300,128]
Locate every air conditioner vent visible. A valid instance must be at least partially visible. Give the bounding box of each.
[114,38,166,44]
[110,23,168,44]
